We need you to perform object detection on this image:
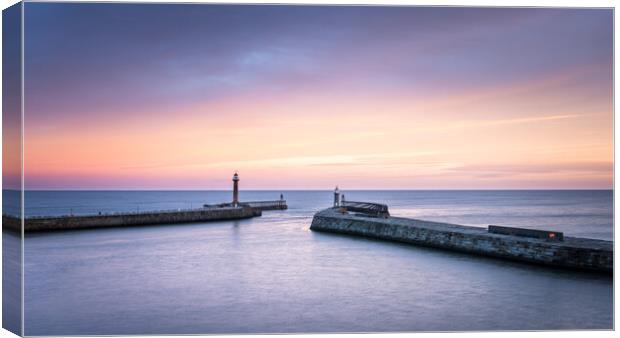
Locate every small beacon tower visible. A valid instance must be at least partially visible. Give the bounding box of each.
[333,186,340,207]
[232,172,240,207]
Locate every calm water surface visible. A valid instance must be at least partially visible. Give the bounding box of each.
[19,190,613,335]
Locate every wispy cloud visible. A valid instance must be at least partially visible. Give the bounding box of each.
[424,114,584,133]
[447,161,613,178]
[118,151,439,171]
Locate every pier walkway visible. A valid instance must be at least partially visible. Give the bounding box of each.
[4,199,288,232]
[3,173,289,232]
[310,207,612,273]
[244,200,288,211]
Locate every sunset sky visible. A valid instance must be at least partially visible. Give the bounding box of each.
[22,4,613,190]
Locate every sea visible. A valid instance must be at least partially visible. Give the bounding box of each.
[3,190,614,335]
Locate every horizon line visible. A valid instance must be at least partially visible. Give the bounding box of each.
[4,188,614,192]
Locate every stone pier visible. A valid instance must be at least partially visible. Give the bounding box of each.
[310,207,613,273]
[4,205,260,232]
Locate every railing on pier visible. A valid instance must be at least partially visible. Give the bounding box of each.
[341,201,389,217]
[243,200,288,210]
[24,205,243,220]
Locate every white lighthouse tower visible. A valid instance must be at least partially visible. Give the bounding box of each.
[333,186,340,207]
[232,172,240,207]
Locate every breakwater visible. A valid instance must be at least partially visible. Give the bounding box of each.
[4,205,261,232]
[310,207,613,273]
[245,200,288,211]
[206,200,288,211]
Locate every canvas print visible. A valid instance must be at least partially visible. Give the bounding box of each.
[1,2,614,336]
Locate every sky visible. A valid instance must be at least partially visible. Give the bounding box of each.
[21,4,613,190]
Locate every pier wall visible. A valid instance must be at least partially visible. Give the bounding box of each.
[2,216,21,232]
[245,200,288,211]
[310,208,612,273]
[14,206,260,232]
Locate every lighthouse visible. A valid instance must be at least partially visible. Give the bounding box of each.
[232,172,240,207]
[333,186,340,207]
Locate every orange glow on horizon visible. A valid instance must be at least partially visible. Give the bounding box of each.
[24,67,612,190]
